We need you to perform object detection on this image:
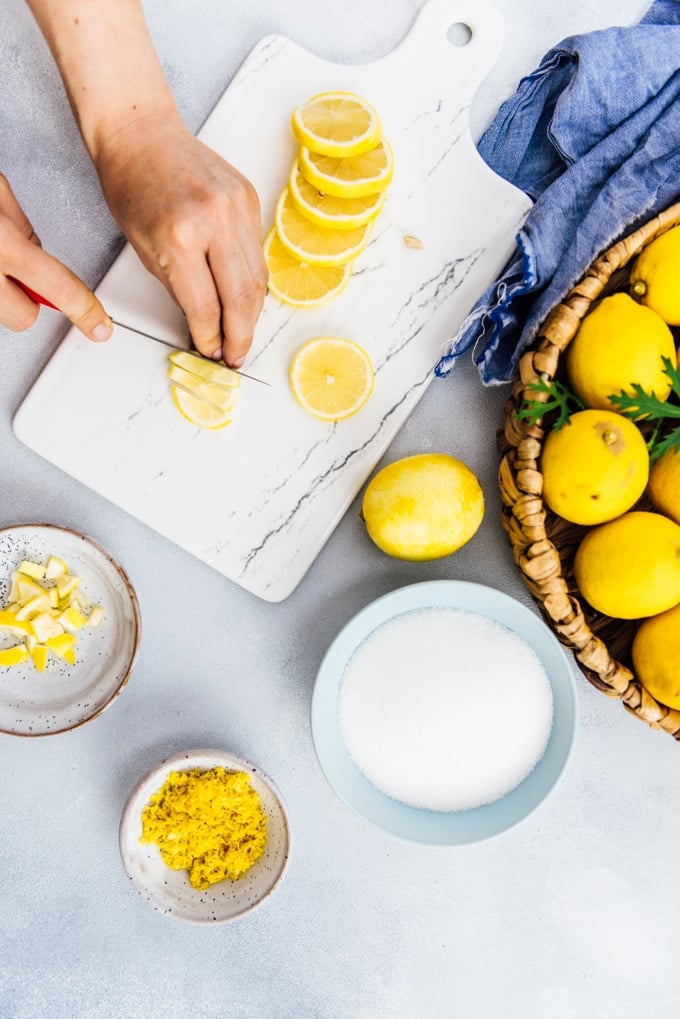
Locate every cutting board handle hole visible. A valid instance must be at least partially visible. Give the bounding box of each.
[447,22,472,47]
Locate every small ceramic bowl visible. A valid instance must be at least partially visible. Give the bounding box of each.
[119,749,291,923]
[0,523,140,736]
[311,580,578,845]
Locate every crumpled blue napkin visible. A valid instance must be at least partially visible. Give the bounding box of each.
[435,0,680,385]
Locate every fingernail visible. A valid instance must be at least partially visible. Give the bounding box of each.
[92,321,113,342]
[211,348,223,361]
[231,356,245,369]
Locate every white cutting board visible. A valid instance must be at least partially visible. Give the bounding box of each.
[14,0,531,602]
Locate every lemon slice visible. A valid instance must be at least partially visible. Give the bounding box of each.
[275,188,372,267]
[168,363,239,412]
[298,138,394,198]
[171,386,233,430]
[263,228,352,307]
[168,349,240,388]
[0,645,30,667]
[290,336,374,421]
[291,91,382,158]
[288,162,386,230]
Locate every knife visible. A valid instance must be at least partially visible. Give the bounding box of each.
[11,278,270,387]
[107,318,271,386]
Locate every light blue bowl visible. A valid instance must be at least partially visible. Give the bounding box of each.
[311,580,578,845]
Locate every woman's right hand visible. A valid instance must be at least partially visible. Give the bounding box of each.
[0,173,112,341]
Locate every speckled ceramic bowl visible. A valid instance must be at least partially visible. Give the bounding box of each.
[0,523,141,736]
[119,749,291,923]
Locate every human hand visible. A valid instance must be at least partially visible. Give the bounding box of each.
[0,173,112,340]
[94,112,268,368]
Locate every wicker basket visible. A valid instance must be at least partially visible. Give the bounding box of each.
[499,200,680,739]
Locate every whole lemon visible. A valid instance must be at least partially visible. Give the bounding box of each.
[565,292,676,410]
[632,602,680,708]
[647,447,680,524]
[541,409,649,525]
[361,453,484,560]
[573,511,680,618]
[630,225,680,325]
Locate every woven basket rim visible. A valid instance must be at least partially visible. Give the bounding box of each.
[499,200,680,739]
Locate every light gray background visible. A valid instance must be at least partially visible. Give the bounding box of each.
[3,2,676,1018]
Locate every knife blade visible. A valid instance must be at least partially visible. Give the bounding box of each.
[10,277,270,387]
[111,319,271,386]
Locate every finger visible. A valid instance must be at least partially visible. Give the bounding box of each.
[215,184,268,366]
[0,274,40,332]
[0,173,39,241]
[209,244,266,368]
[5,227,112,342]
[162,252,223,359]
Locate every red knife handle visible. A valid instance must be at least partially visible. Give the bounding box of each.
[8,277,58,309]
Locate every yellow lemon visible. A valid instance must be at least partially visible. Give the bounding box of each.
[263,228,352,308]
[171,387,233,430]
[565,293,676,410]
[274,187,373,267]
[168,352,239,430]
[541,409,649,525]
[647,446,680,524]
[288,162,386,231]
[298,138,394,198]
[632,601,680,708]
[361,453,484,561]
[630,225,680,325]
[291,91,382,158]
[168,364,240,411]
[289,336,374,421]
[168,350,240,387]
[0,645,30,667]
[573,511,680,618]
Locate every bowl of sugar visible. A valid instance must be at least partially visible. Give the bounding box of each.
[311,580,577,844]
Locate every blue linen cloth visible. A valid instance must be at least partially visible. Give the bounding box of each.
[435,0,680,385]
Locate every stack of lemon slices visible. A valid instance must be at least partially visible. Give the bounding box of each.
[168,350,241,430]
[264,91,394,308]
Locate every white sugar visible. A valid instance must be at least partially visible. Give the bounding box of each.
[338,607,554,812]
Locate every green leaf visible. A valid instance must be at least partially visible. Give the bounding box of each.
[516,378,584,431]
[648,423,680,462]
[608,356,680,459]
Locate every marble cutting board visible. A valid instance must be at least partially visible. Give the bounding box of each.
[14,0,532,602]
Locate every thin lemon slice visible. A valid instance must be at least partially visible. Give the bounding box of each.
[298,138,394,198]
[168,363,239,411]
[171,386,233,430]
[275,188,372,267]
[168,349,240,388]
[288,162,386,230]
[263,228,352,307]
[290,336,374,421]
[291,91,382,158]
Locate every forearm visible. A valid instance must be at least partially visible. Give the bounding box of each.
[25,0,181,165]
[25,0,267,364]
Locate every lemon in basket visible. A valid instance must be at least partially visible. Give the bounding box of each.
[630,224,680,325]
[565,293,676,410]
[361,453,484,561]
[540,409,649,525]
[647,446,680,524]
[632,602,680,708]
[573,511,680,619]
